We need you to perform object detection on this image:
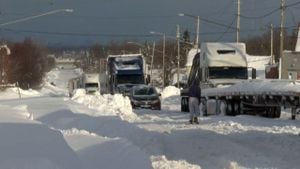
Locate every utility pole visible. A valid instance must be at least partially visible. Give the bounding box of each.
[280,0,285,61]
[236,0,241,43]
[149,31,166,87]
[177,24,181,88]
[162,33,166,88]
[150,42,155,85]
[270,24,274,64]
[196,16,200,49]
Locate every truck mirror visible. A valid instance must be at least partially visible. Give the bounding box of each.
[252,68,256,79]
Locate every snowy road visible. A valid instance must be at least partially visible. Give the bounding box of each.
[1,93,300,169]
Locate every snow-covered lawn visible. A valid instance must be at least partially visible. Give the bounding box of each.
[0,66,299,169]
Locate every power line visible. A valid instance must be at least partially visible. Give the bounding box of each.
[0,27,292,38]
[215,17,237,41]
[199,16,237,30]
[240,8,278,19]
[0,28,154,38]
[0,12,177,20]
[286,1,300,8]
[240,0,300,19]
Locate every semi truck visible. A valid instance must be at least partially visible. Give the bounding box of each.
[180,42,300,119]
[106,54,150,94]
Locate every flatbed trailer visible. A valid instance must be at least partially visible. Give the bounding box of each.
[200,79,300,120]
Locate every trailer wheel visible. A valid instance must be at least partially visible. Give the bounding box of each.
[266,106,281,118]
[274,106,281,118]
[181,97,189,112]
[200,102,208,116]
[291,108,296,120]
[226,101,235,116]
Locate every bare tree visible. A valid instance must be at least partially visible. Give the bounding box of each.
[7,38,48,89]
[245,27,297,62]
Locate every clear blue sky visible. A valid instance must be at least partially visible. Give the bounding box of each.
[0,0,300,46]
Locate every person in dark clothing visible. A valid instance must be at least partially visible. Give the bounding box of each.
[188,81,201,124]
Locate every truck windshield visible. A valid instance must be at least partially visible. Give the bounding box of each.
[208,67,248,79]
[134,87,156,96]
[85,83,98,88]
[117,75,144,84]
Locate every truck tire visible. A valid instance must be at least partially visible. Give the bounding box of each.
[226,100,238,116]
[274,106,281,118]
[267,106,281,118]
[181,97,189,112]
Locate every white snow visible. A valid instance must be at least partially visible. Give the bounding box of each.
[0,56,299,169]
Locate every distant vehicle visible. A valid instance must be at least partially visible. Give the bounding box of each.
[83,73,100,94]
[130,85,161,110]
[106,54,150,94]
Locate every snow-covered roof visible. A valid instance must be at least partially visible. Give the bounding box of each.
[201,42,248,67]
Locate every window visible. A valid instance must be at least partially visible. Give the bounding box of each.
[134,87,156,95]
[217,50,236,54]
[208,67,248,79]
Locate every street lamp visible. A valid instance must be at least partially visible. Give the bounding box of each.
[178,13,200,49]
[150,31,166,88]
[0,9,74,27]
[0,8,73,89]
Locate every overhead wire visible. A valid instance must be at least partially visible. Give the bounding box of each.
[0,1,299,41]
[215,16,237,41]
[240,0,300,19]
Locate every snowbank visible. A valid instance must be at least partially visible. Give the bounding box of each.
[0,105,81,169]
[161,86,181,111]
[63,128,153,169]
[41,68,83,97]
[0,87,41,100]
[71,89,137,121]
[151,156,201,169]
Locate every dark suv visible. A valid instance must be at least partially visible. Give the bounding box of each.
[130,85,161,110]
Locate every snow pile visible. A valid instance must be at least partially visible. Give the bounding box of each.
[201,117,300,135]
[0,104,81,169]
[0,104,34,123]
[161,86,181,111]
[0,87,41,100]
[161,86,180,98]
[41,68,83,97]
[40,81,68,97]
[64,131,153,169]
[60,128,97,137]
[151,156,201,169]
[71,89,137,121]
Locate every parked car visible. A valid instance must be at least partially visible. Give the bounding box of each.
[130,85,161,110]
